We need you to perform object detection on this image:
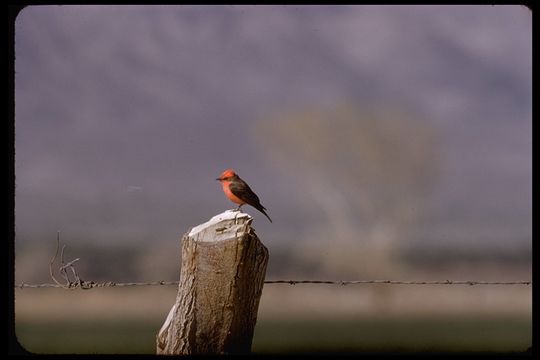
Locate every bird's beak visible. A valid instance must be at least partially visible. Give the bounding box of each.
[216,178,221,181]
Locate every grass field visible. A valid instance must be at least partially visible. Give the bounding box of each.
[13,284,531,354]
[15,316,531,354]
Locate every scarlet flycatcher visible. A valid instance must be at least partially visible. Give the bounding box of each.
[216,169,272,223]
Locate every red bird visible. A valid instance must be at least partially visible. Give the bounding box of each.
[216,169,272,223]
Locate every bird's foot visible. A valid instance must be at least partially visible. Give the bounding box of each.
[234,205,243,212]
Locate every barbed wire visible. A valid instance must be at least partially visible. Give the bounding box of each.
[264,280,532,286]
[15,279,531,289]
[16,281,179,289]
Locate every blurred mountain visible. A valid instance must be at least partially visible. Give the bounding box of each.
[14,6,531,255]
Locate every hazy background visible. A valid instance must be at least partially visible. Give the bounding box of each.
[14,5,531,354]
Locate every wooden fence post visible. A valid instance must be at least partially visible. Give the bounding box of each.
[156,210,269,354]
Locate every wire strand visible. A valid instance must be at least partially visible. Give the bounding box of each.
[15,279,531,289]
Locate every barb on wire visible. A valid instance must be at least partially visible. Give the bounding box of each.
[17,279,531,289]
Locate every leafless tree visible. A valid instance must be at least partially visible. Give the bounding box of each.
[254,103,440,276]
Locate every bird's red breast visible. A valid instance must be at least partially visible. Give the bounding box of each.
[221,181,246,205]
[217,169,245,204]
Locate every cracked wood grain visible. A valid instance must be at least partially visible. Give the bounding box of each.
[156,211,268,354]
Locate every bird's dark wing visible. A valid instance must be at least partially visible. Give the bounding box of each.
[229,179,262,207]
[230,178,272,222]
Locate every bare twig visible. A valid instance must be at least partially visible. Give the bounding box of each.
[59,244,70,283]
[48,232,88,289]
[49,232,69,289]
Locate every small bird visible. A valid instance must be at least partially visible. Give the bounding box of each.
[216,169,272,223]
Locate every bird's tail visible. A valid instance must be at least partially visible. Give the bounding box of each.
[257,206,273,223]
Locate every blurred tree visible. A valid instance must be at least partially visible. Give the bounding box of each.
[254,103,440,277]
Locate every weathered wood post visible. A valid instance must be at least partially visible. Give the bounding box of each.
[156,210,269,354]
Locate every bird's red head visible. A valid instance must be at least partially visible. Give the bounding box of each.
[216,169,237,181]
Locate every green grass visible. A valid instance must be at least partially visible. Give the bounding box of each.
[15,316,531,354]
[252,316,532,354]
[15,320,163,354]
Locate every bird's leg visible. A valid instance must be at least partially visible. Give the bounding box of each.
[235,204,243,212]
